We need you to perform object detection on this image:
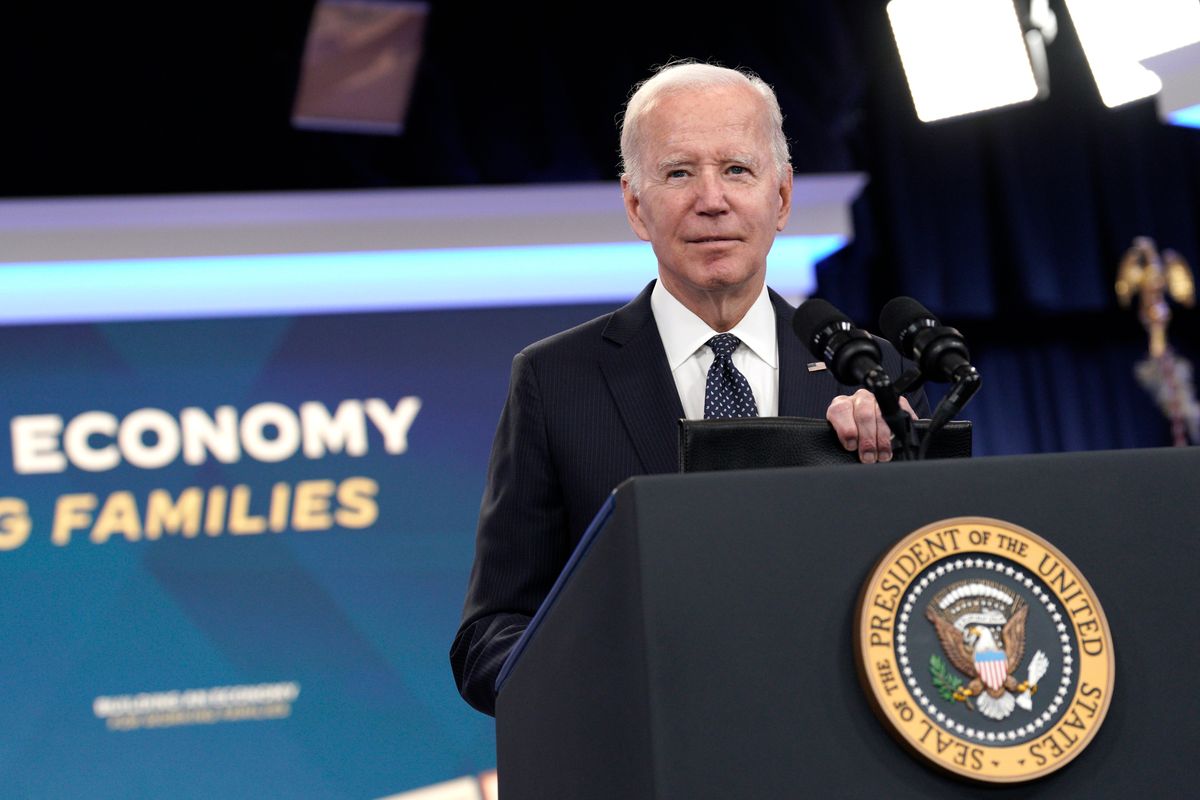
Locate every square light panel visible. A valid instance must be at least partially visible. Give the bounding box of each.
[888,0,1041,122]
[1143,41,1200,128]
[1067,0,1200,108]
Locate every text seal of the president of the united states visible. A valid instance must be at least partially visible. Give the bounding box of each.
[855,517,1114,783]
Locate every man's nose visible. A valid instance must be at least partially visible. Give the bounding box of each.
[693,171,729,214]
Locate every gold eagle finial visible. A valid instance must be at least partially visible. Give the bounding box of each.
[1118,237,1199,445]
[1116,237,1194,358]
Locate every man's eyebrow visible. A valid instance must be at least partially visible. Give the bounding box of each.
[656,156,693,172]
[655,154,761,172]
[723,153,760,166]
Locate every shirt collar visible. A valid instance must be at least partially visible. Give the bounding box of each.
[650,280,778,370]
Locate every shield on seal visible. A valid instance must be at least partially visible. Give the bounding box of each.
[975,649,1008,692]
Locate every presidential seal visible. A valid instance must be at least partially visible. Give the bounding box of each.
[855,517,1114,783]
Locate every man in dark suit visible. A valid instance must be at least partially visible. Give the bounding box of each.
[451,62,927,715]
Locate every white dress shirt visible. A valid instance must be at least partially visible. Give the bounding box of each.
[650,280,779,420]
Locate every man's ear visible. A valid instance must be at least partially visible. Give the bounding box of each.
[775,169,794,232]
[621,175,651,242]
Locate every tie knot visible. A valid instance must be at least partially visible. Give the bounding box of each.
[707,333,741,360]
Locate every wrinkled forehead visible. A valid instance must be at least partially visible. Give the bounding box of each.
[638,86,773,159]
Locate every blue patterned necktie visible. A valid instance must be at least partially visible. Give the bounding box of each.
[704,333,759,419]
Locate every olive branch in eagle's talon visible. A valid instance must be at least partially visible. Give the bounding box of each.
[930,654,974,710]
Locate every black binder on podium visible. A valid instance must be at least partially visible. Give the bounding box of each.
[495,447,1199,798]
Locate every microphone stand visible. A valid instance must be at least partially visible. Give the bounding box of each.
[917,364,981,460]
[864,367,919,461]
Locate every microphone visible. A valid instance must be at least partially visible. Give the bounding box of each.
[879,296,981,458]
[878,296,972,383]
[793,298,917,459]
[792,298,884,386]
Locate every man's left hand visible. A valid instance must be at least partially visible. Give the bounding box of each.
[826,389,917,464]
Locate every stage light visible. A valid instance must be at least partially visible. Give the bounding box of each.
[0,179,864,324]
[1143,41,1200,128]
[887,0,1044,122]
[292,0,429,134]
[0,238,844,325]
[1066,0,1200,108]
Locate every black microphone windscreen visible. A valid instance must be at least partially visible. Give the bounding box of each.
[879,296,934,351]
[792,298,850,354]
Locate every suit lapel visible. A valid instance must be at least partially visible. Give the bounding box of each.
[599,285,835,471]
[600,282,684,474]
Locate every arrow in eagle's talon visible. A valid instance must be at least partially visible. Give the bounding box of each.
[1016,650,1049,711]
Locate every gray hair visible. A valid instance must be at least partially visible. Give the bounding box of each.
[620,61,792,194]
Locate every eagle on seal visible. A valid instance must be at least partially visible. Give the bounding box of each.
[926,597,1040,721]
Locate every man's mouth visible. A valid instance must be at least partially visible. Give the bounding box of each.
[688,236,739,244]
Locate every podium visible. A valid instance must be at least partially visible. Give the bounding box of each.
[495,447,1200,798]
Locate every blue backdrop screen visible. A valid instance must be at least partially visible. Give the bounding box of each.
[0,301,614,799]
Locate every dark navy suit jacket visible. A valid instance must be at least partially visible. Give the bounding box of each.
[450,281,927,715]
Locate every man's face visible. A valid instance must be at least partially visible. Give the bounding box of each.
[622,84,792,308]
